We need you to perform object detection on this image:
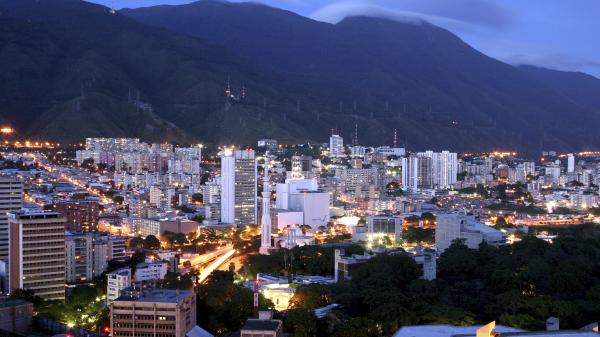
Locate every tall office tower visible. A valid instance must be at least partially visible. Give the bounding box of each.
[64,232,108,283]
[401,156,419,191]
[110,288,196,337]
[0,176,22,264]
[290,155,304,179]
[329,134,344,157]
[221,149,257,225]
[416,156,433,189]
[8,210,66,301]
[418,151,458,189]
[402,156,433,191]
[567,153,575,173]
[259,156,272,255]
[65,231,93,283]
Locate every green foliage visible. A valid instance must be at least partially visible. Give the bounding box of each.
[161,271,193,290]
[403,227,435,245]
[9,288,42,304]
[316,225,600,334]
[144,234,161,250]
[191,193,203,203]
[487,203,547,214]
[34,285,107,331]
[458,184,489,198]
[284,308,318,337]
[112,195,124,204]
[289,284,333,310]
[162,230,189,248]
[191,215,205,223]
[333,317,383,337]
[196,271,272,335]
[246,244,364,277]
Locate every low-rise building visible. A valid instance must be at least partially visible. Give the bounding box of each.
[367,215,404,242]
[393,320,599,337]
[110,288,196,337]
[0,297,33,335]
[334,248,436,282]
[135,260,168,282]
[240,311,283,337]
[107,268,131,303]
[435,213,506,253]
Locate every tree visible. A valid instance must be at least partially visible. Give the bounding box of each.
[130,250,146,272]
[9,288,42,304]
[196,271,272,335]
[289,284,333,310]
[333,317,382,337]
[284,308,318,337]
[403,227,435,245]
[81,158,96,171]
[128,236,145,249]
[144,235,161,250]
[112,195,124,204]
[191,193,203,203]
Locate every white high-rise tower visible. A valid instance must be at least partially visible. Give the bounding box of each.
[259,155,272,255]
[567,153,575,173]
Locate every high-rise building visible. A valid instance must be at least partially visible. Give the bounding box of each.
[106,235,127,261]
[260,156,272,255]
[220,149,257,225]
[8,210,66,301]
[0,176,22,265]
[567,153,575,173]
[417,151,458,189]
[402,156,432,190]
[65,231,93,283]
[329,134,344,158]
[110,288,196,337]
[65,232,108,283]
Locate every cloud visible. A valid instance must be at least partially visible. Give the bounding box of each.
[310,0,514,38]
[395,0,512,29]
[470,37,600,76]
[310,1,480,33]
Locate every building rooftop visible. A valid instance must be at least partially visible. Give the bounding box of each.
[393,324,523,337]
[108,268,131,276]
[241,319,281,332]
[0,297,32,309]
[115,289,193,303]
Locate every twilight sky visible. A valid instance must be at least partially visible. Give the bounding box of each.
[90,0,600,77]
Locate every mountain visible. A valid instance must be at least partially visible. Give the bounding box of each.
[0,0,322,144]
[121,0,600,153]
[519,65,600,112]
[0,0,599,152]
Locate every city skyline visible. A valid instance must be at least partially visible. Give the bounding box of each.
[1,0,600,335]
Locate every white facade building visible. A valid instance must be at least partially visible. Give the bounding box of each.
[220,149,257,225]
[107,268,131,303]
[329,134,344,158]
[134,261,168,282]
[435,214,506,253]
[567,153,575,173]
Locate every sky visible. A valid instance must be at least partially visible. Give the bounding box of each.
[90,0,600,77]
